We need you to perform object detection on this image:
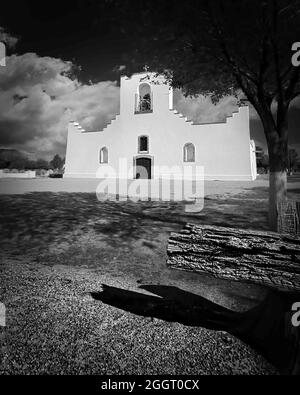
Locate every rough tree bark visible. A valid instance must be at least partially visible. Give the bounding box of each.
[269,170,287,229]
[167,223,300,292]
[266,120,289,231]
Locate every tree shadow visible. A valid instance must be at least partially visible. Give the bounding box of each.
[91,284,300,374]
[1,185,297,256]
[0,191,271,254]
[91,284,238,330]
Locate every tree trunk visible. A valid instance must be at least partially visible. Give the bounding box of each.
[266,121,289,231]
[269,170,287,230]
[252,102,289,232]
[167,223,300,292]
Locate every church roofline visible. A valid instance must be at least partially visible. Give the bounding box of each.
[170,105,248,126]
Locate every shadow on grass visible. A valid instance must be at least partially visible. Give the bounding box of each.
[0,190,270,255]
[91,284,299,374]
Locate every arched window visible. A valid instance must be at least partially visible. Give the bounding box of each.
[138,135,149,153]
[99,147,108,164]
[183,143,195,162]
[135,83,152,113]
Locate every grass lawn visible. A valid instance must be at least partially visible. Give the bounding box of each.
[0,175,299,374]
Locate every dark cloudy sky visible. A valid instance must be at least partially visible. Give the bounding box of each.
[0,0,299,159]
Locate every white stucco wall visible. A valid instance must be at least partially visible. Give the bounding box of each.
[64,72,256,181]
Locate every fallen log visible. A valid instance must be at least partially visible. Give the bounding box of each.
[167,223,300,292]
[167,223,300,374]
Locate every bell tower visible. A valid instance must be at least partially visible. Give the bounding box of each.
[120,72,173,117]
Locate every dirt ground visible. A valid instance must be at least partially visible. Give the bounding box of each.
[0,175,299,374]
[0,174,272,196]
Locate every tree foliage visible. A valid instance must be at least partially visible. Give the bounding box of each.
[113,0,300,161]
[107,0,300,229]
[0,149,52,170]
[50,154,64,170]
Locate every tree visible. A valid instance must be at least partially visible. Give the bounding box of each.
[35,158,50,170]
[0,159,6,169]
[50,154,64,171]
[111,0,300,230]
[0,148,25,168]
[25,160,38,170]
[9,157,27,170]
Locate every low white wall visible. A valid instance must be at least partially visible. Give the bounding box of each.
[0,170,36,178]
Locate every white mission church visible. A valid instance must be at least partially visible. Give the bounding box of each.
[64,72,257,181]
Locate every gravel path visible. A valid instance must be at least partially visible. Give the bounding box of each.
[0,258,278,375]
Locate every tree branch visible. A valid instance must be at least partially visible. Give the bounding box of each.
[206,2,259,86]
[271,0,287,128]
[206,0,277,133]
[285,66,300,103]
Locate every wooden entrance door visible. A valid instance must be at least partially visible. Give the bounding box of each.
[135,157,152,179]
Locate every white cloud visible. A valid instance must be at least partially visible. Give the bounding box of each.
[0,52,120,159]
[173,88,266,124]
[174,89,239,124]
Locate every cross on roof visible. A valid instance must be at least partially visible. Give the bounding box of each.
[143,65,149,72]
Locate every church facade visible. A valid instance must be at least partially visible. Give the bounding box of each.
[64,72,257,181]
